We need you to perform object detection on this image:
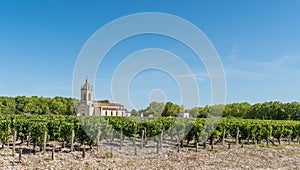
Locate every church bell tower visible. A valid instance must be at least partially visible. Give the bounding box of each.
[80,78,93,106]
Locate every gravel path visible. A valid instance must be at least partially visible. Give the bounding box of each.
[1,143,300,169]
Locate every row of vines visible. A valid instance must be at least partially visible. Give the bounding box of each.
[0,115,300,151]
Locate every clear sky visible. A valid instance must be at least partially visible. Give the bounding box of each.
[1,0,300,109]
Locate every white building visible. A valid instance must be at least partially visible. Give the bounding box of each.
[177,112,189,118]
[76,79,131,117]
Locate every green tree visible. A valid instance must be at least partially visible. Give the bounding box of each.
[15,96,28,114]
[97,100,110,103]
[23,96,43,114]
[143,101,165,117]
[131,109,138,117]
[0,97,16,114]
[161,102,180,117]
[208,104,224,117]
[186,107,199,118]
[50,98,67,115]
[288,102,300,120]
[40,97,52,115]
[198,106,209,118]
[224,102,251,118]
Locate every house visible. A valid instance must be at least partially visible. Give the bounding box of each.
[76,79,130,117]
[177,112,189,118]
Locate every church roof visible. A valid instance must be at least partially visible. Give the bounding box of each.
[93,102,123,107]
[84,78,89,87]
[82,78,93,90]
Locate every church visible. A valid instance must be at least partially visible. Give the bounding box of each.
[76,79,131,117]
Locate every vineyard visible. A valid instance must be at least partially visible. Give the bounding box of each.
[0,114,299,154]
[0,115,299,168]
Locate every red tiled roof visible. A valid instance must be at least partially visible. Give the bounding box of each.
[93,102,123,107]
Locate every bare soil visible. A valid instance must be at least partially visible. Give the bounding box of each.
[0,141,300,170]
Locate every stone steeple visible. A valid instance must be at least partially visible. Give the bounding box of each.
[80,78,93,105]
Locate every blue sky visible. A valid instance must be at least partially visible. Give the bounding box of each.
[1,0,300,109]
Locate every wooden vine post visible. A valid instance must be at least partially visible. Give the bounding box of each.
[162,126,165,140]
[211,138,215,151]
[160,130,163,148]
[235,129,240,145]
[43,131,47,152]
[12,130,17,156]
[26,136,30,147]
[140,129,144,149]
[82,145,86,158]
[70,130,75,152]
[195,139,198,152]
[18,149,22,163]
[7,134,9,148]
[97,129,100,151]
[247,134,250,144]
[177,131,180,153]
[120,129,123,150]
[288,132,292,145]
[144,128,147,147]
[222,129,226,145]
[156,139,159,154]
[52,148,55,160]
[110,144,113,155]
[133,138,137,156]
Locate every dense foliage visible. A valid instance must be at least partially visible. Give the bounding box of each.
[0,96,78,115]
[0,114,299,148]
[161,102,182,117]
[1,96,300,121]
[140,101,300,120]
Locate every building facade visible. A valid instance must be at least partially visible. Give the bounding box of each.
[177,112,190,118]
[76,79,130,117]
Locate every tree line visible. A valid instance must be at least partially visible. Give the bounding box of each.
[133,101,300,120]
[0,96,78,115]
[0,96,300,120]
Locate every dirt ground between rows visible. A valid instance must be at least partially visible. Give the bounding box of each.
[0,142,300,170]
